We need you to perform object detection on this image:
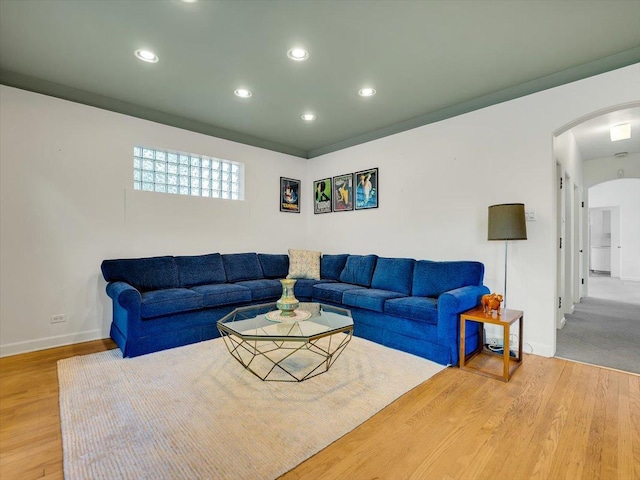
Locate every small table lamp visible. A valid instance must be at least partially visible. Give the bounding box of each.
[488,203,527,313]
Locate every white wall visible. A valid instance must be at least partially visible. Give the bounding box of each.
[554,130,585,187]
[584,152,640,188]
[0,86,308,356]
[308,64,640,357]
[553,130,585,318]
[2,64,639,358]
[589,179,640,282]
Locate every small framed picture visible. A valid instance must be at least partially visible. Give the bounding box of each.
[355,168,378,210]
[313,178,332,214]
[332,173,354,212]
[280,177,300,213]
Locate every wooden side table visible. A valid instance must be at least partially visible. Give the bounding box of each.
[459,306,523,382]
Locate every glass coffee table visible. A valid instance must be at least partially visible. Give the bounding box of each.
[217,302,353,382]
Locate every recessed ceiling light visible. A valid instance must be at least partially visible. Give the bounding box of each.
[358,87,376,97]
[134,49,159,63]
[287,48,309,61]
[301,113,316,122]
[182,0,198,3]
[234,88,252,98]
[610,123,631,141]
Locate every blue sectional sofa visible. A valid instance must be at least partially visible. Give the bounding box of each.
[101,252,489,365]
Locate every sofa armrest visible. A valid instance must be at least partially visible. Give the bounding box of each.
[436,285,490,345]
[438,285,490,315]
[106,281,141,309]
[105,282,142,341]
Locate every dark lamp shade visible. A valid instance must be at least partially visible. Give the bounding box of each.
[488,203,527,241]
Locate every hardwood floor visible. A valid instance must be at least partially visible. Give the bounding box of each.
[0,340,116,480]
[1,341,638,480]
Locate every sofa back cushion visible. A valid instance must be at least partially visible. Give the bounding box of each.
[412,260,485,297]
[258,254,289,279]
[175,253,226,287]
[320,254,349,280]
[101,256,179,292]
[222,253,264,282]
[339,255,378,287]
[371,257,415,295]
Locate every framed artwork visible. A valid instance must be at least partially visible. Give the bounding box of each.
[332,173,354,212]
[280,177,300,213]
[355,167,378,210]
[313,178,332,214]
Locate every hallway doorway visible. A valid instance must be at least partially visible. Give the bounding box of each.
[552,102,640,373]
[556,178,640,374]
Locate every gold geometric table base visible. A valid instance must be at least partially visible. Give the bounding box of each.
[219,327,353,382]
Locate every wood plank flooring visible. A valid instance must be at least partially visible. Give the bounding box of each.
[1,340,638,480]
[0,340,116,480]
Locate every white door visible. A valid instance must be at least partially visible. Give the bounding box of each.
[556,164,565,328]
[610,206,621,278]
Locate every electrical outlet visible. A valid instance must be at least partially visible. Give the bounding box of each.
[525,210,536,221]
[50,314,66,324]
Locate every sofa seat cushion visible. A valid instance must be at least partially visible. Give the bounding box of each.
[343,289,408,313]
[293,278,335,299]
[141,288,203,319]
[384,296,438,325]
[312,282,365,304]
[235,279,282,301]
[190,283,251,307]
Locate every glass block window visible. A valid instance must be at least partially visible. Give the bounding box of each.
[133,147,243,200]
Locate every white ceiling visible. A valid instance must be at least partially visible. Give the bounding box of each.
[1,0,640,158]
[570,106,640,161]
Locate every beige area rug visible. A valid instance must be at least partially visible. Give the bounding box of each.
[58,336,444,479]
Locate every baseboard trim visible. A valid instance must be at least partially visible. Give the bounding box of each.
[552,315,567,330]
[555,355,640,377]
[620,276,640,282]
[528,341,555,358]
[0,330,103,358]
[557,316,567,330]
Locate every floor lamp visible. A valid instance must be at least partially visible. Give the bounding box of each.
[488,204,527,314]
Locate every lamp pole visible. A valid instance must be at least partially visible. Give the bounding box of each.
[503,239,508,315]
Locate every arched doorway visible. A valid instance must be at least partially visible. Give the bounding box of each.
[553,104,640,373]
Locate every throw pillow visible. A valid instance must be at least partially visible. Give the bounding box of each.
[287,249,321,280]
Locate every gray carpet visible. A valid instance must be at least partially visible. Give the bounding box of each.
[556,297,640,375]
